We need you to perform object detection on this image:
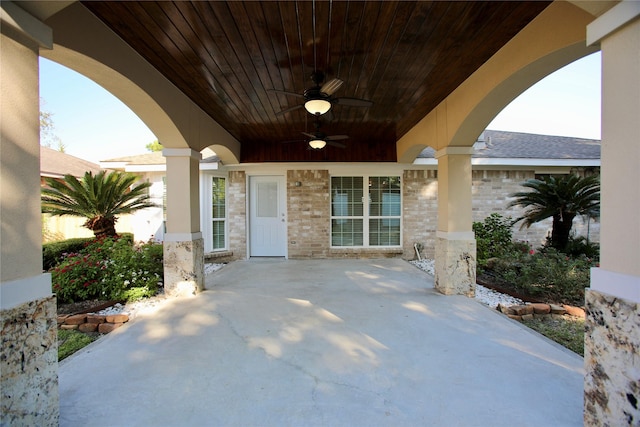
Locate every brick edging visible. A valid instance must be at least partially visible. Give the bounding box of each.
[57,313,129,334]
[497,302,585,320]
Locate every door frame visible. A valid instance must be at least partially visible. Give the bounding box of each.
[247,175,288,258]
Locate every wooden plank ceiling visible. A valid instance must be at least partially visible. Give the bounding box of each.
[82,1,550,163]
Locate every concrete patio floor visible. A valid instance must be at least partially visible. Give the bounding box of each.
[59,258,584,426]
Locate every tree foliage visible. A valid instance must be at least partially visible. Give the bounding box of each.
[145,140,163,152]
[42,171,156,238]
[40,100,65,151]
[508,174,600,250]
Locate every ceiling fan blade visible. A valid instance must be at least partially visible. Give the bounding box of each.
[327,141,346,149]
[269,89,304,98]
[275,104,303,116]
[281,139,305,144]
[334,97,373,108]
[326,135,349,141]
[321,78,344,96]
[301,132,316,139]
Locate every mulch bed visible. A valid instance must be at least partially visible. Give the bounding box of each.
[57,299,121,315]
[476,273,545,304]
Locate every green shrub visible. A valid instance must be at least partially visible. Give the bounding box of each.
[43,238,94,271]
[43,233,134,271]
[51,235,163,303]
[473,213,516,264]
[488,248,595,305]
[562,235,600,259]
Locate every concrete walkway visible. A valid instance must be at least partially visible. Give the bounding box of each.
[59,259,583,426]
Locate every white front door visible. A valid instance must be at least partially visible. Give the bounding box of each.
[249,176,286,257]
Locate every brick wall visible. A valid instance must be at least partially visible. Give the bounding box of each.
[224,168,599,261]
[471,170,600,248]
[403,170,438,259]
[287,170,330,258]
[227,170,247,260]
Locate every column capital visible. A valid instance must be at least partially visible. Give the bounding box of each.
[434,146,474,159]
[164,232,203,242]
[162,148,201,160]
[1,1,52,48]
[436,230,475,241]
[587,0,640,46]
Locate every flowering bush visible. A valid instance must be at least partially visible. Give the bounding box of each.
[51,251,105,303]
[51,236,163,303]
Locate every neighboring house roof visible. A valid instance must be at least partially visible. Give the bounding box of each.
[100,150,220,172]
[103,151,166,165]
[99,130,601,171]
[415,130,601,167]
[40,146,102,178]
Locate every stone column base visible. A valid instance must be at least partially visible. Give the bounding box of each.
[585,288,640,426]
[163,237,204,297]
[434,235,476,296]
[1,295,59,426]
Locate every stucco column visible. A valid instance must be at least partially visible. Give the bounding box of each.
[434,147,476,296]
[162,148,204,297]
[0,3,58,425]
[584,4,640,425]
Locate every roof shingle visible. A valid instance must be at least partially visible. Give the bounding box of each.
[418,130,601,159]
[40,146,102,178]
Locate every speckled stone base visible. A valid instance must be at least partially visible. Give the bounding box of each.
[1,295,59,426]
[585,289,640,426]
[434,237,476,297]
[163,238,204,297]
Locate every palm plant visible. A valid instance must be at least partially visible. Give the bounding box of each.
[508,174,600,250]
[42,171,156,238]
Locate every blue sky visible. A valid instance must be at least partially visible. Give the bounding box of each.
[39,52,601,164]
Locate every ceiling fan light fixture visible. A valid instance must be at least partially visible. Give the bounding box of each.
[309,138,326,149]
[304,98,331,116]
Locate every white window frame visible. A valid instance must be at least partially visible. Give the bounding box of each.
[200,173,228,252]
[330,175,402,248]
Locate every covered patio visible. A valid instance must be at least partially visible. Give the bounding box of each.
[59,259,583,426]
[1,1,638,425]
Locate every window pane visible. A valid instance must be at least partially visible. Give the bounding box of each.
[212,220,225,250]
[162,176,167,221]
[331,177,363,217]
[256,182,278,217]
[369,176,401,216]
[331,219,363,246]
[211,177,226,219]
[369,218,400,246]
[211,177,226,250]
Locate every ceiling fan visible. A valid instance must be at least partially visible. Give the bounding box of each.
[282,118,349,150]
[271,71,373,117]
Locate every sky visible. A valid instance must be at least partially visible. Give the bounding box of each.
[39,52,601,164]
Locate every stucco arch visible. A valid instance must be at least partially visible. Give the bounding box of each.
[397,1,599,163]
[41,2,240,164]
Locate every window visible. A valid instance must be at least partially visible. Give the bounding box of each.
[210,177,226,250]
[331,176,401,247]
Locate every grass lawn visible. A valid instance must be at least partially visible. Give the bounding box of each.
[58,329,98,361]
[521,316,585,356]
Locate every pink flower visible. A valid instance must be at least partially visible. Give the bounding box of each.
[529,249,535,255]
